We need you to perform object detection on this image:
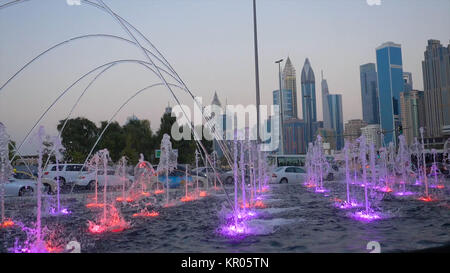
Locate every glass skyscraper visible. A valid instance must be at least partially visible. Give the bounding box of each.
[376,42,404,146]
[282,57,298,119]
[422,39,450,141]
[327,94,344,150]
[360,63,379,125]
[301,58,317,143]
[321,72,331,130]
[273,89,294,120]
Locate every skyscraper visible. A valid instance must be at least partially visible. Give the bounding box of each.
[403,72,413,92]
[321,71,331,130]
[376,42,404,146]
[327,94,344,150]
[400,90,425,145]
[283,119,306,154]
[321,71,344,150]
[344,119,368,143]
[361,124,382,149]
[422,39,450,145]
[273,89,294,120]
[301,58,317,143]
[360,63,380,125]
[282,57,298,119]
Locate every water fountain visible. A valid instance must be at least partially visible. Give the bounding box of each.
[0,123,13,228]
[85,153,103,208]
[335,141,360,209]
[351,135,382,222]
[129,154,154,201]
[429,149,444,189]
[11,126,50,252]
[394,135,414,196]
[115,156,129,203]
[419,127,433,202]
[181,164,194,202]
[157,134,177,207]
[48,135,70,215]
[87,149,129,234]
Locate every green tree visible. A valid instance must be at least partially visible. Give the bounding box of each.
[57,117,99,163]
[122,118,155,165]
[97,121,125,162]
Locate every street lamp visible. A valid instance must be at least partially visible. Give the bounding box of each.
[253,0,261,143]
[275,59,284,155]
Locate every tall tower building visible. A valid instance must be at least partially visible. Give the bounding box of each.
[321,71,331,130]
[327,94,344,150]
[273,90,294,120]
[344,119,368,144]
[376,42,404,146]
[360,63,380,125]
[400,90,425,145]
[301,58,317,143]
[403,72,413,92]
[422,39,450,143]
[282,57,298,119]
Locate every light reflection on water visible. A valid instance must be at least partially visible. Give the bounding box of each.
[1,180,449,253]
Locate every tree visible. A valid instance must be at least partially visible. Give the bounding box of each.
[57,117,98,163]
[98,121,125,162]
[122,119,155,165]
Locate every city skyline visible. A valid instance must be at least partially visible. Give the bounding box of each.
[1,0,450,154]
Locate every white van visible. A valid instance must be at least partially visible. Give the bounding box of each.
[43,164,88,186]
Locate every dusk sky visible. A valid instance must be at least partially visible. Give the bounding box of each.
[1,0,449,155]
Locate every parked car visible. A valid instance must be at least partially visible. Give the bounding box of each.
[220,169,253,185]
[270,166,307,184]
[155,169,207,189]
[4,171,55,197]
[43,164,89,186]
[191,167,228,181]
[426,163,449,176]
[73,170,133,190]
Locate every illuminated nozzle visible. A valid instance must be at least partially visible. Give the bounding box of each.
[379,186,393,193]
[45,242,63,253]
[0,219,15,228]
[181,195,195,202]
[132,210,159,218]
[88,222,106,234]
[116,197,134,203]
[154,189,164,195]
[86,203,105,208]
[140,192,151,197]
[219,223,248,238]
[352,211,382,222]
[199,191,208,197]
[241,200,265,209]
[429,184,445,189]
[418,196,436,202]
[87,205,130,234]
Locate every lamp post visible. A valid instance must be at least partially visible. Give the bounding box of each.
[276,59,284,155]
[253,0,261,143]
